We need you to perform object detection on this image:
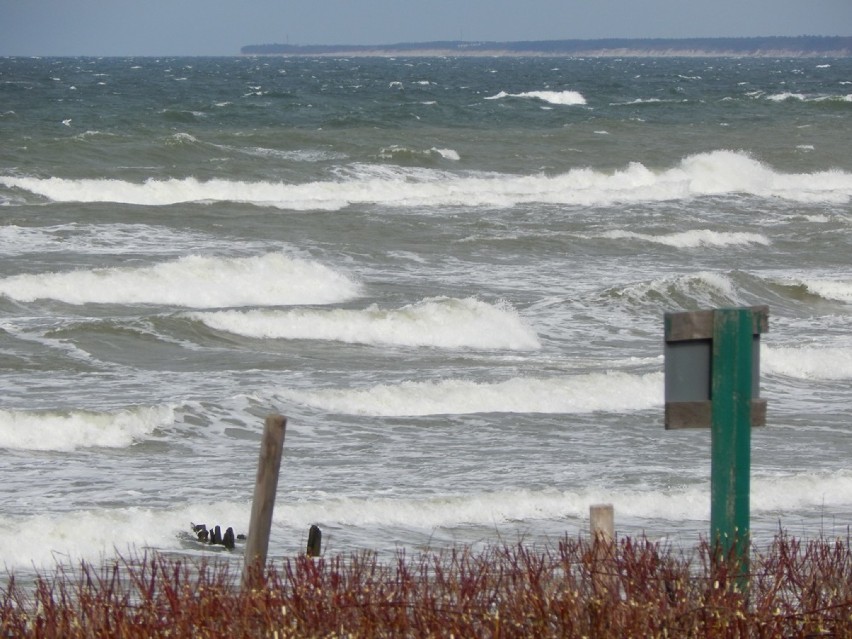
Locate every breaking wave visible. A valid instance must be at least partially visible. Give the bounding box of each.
[188,297,540,350]
[6,151,848,211]
[0,253,360,307]
[275,371,663,416]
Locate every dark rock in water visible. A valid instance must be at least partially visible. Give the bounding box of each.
[223,527,235,549]
[191,522,209,542]
[190,521,243,548]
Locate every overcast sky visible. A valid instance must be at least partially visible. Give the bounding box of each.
[1,0,851,57]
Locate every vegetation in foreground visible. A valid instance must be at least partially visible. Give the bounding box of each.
[1,533,850,638]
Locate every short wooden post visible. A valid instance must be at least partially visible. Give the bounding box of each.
[590,504,614,542]
[590,504,616,595]
[306,524,322,558]
[242,414,287,588]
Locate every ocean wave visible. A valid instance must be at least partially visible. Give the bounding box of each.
[604,271,742,309]
[210,141,347,162]
[485,89,587,105]
[795,278,852,303]
[0,253,360,307]
[610,98,687,106]
[767,92,808,102]
[1,469,849,570]
[600,229,770,248]
[0,405,174,452]
[3,151,850,210]
[767,277,852,305]
[0,500,246,570]
[279,472,852,530]
[189,297,540,350]
[378,145,461,162]
[766,92,852,104]
[0,223,265,257]
[275,371,663,416]
[764,345,852,380]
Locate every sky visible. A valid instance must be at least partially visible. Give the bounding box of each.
[1,0,851,57]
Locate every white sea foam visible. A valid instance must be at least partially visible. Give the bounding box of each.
[0,501,247,570]
[276,371,663,416]
[601,229,770,248]
[3,151,850,210]
[0,405,174,452]
[767,92,808,102]
[0,253,360,307]
[485,89,587,105]
[764,345,852,380]
[189,297,540,350]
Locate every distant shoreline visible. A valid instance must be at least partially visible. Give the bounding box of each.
[241,36,852,58]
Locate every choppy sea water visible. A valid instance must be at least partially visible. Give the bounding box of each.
[1,55,851,576]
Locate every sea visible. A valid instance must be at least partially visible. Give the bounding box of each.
[1,54,851,577]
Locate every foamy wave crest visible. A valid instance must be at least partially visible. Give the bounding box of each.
[674,151,852,203]
[0,253,360,307]
[5,150,848,210]
[486,90,587,105]
[0,175,356,210]
[378,146,461,162]
[281,471,852,531]
[236,146,346,162]
[276,371,663,416]
[189,297,540,350]
[601,229,770,248]
[283,489,654,530]
[764,345,852,380]
[610,272,741,309]
[767,92,808,102]
[798,279,852,303]
[0,405,174,451]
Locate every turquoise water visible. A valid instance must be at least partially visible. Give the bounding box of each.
[1,55,851,574]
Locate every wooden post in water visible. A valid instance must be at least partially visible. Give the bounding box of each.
[590,504,616,594]
[306,524,322,558]
[590,503,614,542]
[242,414,287,588]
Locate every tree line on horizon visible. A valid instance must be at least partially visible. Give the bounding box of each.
[242,35,852,56]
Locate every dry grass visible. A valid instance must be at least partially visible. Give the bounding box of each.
[1,533,850,638]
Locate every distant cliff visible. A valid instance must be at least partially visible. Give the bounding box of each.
[241,36,852,58]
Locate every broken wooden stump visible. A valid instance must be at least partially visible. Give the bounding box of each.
[190,522,241,550]
[306,524,322,557]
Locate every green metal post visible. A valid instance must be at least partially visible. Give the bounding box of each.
[710,308,753,589]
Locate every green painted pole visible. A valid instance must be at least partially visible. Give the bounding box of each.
[710,308,753,590]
